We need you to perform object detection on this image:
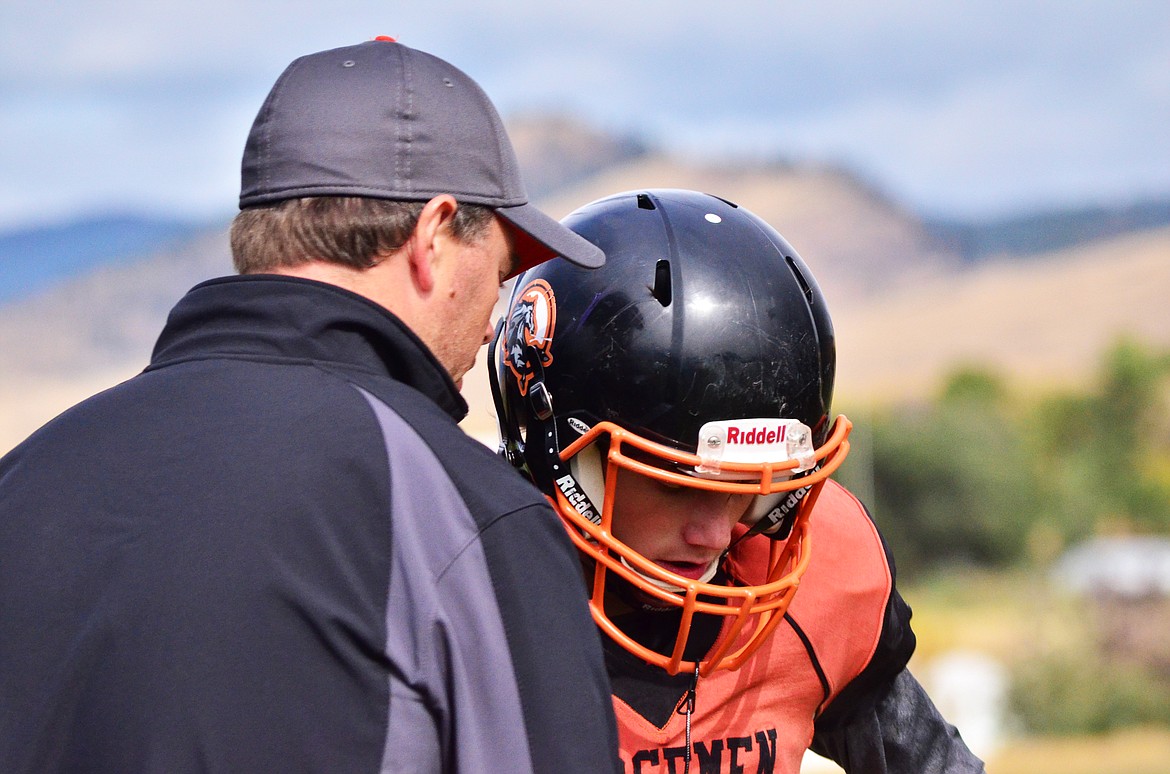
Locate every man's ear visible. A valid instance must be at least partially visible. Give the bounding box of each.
[406,195,459,294]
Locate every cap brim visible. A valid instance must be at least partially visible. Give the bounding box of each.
[496,202,605,279]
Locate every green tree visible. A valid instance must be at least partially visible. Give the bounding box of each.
[1027,339,1170,537]
[837,342,1170,581]
[839,367,1042,579]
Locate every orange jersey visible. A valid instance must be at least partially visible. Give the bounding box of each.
[610,480,912,774]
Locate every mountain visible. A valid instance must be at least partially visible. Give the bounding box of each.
[458,138,1170,441]
[459,221,1170,444]
[530,153,963,304]
[0,214,214,303]
[832,224,1170,406]
[926,200,1170,263]
[2,114,1168,453]
[505,113,650,199]
[0,228,233,450]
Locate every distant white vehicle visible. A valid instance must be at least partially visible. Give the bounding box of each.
[1052,535,1170,598]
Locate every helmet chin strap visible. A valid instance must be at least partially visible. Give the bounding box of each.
[488,318,526,470]
[730,482,813,548]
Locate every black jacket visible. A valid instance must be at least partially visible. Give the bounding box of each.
[0,275,620,773]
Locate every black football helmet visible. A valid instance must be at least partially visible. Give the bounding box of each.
[491,189,851,674]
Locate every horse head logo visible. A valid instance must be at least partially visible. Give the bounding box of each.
[504,279,557,397]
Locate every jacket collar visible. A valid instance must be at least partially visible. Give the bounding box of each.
[149,274,468,420]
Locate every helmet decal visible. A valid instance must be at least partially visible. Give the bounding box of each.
[504,278,557,397]
[566,416,592,436]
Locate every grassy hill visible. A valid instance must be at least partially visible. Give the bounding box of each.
[833,224,1170,406]
[2,140,1169,454]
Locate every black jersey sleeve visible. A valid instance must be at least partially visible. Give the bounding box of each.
[809,501,984,772]
[809,669,986,773]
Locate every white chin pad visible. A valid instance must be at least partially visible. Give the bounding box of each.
[620,555,720,592]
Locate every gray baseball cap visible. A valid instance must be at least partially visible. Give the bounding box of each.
[239,38,603,277]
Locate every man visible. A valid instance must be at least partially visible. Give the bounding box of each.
[0,39,619,773]
[493,189,986,773]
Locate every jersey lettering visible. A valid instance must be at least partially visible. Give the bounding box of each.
[625,728,778,773]
[694,738,723,772]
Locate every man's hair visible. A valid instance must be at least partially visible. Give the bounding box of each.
[230,196,495,274]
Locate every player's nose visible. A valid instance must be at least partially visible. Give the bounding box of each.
[681,494,743,552]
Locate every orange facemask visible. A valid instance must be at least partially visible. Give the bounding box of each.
[550,416,852,676]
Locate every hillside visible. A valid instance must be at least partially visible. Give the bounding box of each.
[833,225,1170,405]
[2,141,1169,454]
[0,230,232,449]
[0,215,212,303]
[927,200,1170,262]
[458,223,1170,443]
[533,154,963,304]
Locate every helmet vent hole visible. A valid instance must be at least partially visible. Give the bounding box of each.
[637,193,656,210]
[652,259,673,306]
[785,256,814,305]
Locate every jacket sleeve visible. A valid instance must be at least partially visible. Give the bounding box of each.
[476,501,623,774]
[809,669,986,774]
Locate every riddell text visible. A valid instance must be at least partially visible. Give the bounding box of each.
[725,427,786,445]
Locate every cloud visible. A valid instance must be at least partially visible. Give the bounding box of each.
[0,0,1167,227]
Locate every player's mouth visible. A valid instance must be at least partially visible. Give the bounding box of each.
[656,560,714,580]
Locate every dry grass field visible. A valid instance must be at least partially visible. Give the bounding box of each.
[988,727,1170,774]
[834,225,1170,405]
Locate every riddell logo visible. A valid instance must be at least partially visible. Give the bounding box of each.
[555,474,600,525]
[726,426,787,445]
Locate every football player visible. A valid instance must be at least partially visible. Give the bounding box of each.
[492,189,985,773]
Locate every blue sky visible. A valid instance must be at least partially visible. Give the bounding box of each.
[1,1,1168,229]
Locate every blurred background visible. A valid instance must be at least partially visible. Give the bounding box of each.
[2,2,1169,771]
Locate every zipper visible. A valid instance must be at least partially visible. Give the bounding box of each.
[676,664,700,774]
